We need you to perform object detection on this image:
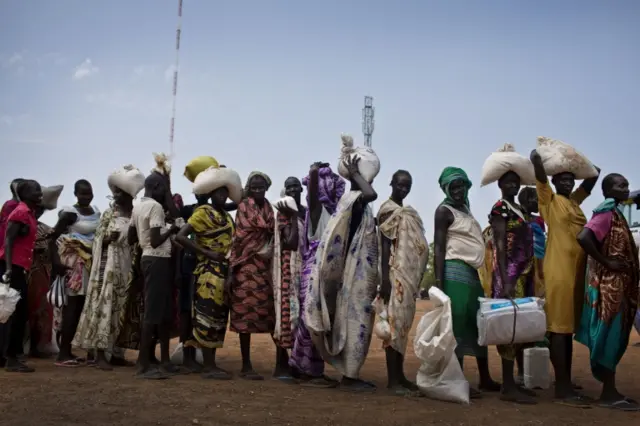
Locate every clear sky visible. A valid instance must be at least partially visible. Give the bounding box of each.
[1,0,639,234]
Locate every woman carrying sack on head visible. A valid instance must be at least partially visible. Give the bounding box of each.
[176,163,242,379]
[73,166,144,370]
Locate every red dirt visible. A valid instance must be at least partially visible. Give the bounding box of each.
[1,300,639,426]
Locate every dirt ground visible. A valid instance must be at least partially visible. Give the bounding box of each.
[1,300,639,426]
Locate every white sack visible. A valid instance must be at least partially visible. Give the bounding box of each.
[274,196,298,212]
[41,185,64,210]
[536,136,598,179]
[108,165,146,198]
[480,144,535,187]
[477,297,547,346]
[414,287,470,404]
[372,295,392,341]
[192,166,243,204]
[170,342,203,365]
[0,283,21,324]
[337,134,380,183]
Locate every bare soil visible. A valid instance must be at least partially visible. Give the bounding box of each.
[1,300,639,426]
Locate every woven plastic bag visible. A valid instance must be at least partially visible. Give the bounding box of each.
[480,144,535,186]
[337,134,380,183]
[184,156,220,183]
[0,282,21,324]
[41,185,64,210]
[414,287,470,404]
[536,136,598,179]
[107,165,145,198]
[192,166,243,203]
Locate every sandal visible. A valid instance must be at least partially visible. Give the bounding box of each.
[202,369,233,380]
[55,359,81,368]
[5,362,35,373]
[240,370,264,381]
[301,376,339,388]
[599,398,640,411]
[110,357,135,367]
[135,369,169,380]
[554,395,592,408]
[339,379,377,393]
[517,386,537,397]
[388,387,423,398]
[273,374,298,384]
[161,364,189,376]
[470,388,483,399]
[500,390,537,405]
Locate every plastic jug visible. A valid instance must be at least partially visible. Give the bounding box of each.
[523,347,551,390]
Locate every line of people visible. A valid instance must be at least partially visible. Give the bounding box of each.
[0,136,638,410]
[434,147,639,410]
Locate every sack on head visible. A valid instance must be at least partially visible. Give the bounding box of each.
[108,165,145,198]
[184,156,220,183]
[41,185,64,210]
[536,136,598,179]
[193,166,243,203]
[337,134,380,183]
[480,144,535,187]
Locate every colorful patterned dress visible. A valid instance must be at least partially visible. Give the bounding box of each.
[229,197,275,334]
[575,206,639,378]
[489,199,534,360]
[185,205,234,348]
[304,191,379,379]
[73,208,133,354]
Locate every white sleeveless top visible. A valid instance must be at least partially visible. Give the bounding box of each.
[442,204,485,269]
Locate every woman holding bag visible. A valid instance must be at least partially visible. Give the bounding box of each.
[489,171,537,405]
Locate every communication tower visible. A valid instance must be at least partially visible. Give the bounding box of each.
[362,96,375,147]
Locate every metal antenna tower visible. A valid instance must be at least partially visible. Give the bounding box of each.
[362,96,375,147]
[168,0,183,161]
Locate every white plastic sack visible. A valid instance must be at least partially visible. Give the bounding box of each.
[536,136,598,179]
[480,144,535,187]
[41,185,64,210]
[192,166,243,204]
[337,134,380,183]
[108,165,145,198]
[274,196,298,212]
[0,283,21,324]
[170,342,203,365]
[477,297,547,346]
[414,287,470,404]
[372,295,392,341]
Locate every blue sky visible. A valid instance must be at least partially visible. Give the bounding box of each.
[1,0,639,233]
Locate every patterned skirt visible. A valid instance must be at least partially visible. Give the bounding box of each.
[185,259,229,349]
[229,257,275,334]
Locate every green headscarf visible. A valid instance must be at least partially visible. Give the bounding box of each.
[438,166,472,208]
